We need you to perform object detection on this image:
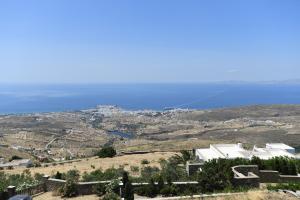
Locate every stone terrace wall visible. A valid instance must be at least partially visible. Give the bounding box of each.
[259,170,280,183]
[186,162,202,176]
[280,175,300,183]
[45,178,66,191]
[259,170,300,183]
[232,165,260,188]
[44,177,199,196]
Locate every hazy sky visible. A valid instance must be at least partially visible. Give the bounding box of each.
[0,0,299,83]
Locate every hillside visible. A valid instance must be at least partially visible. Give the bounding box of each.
[0,105,300,161]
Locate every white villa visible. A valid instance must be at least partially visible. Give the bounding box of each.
[0,159,33,168]
[195,143,296,162]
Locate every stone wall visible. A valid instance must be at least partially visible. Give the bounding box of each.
[44,176,199,196]
[45,178,66,191]
[186,162,202,176]
[258,170,300,183]
[259,170,280,183]
[279,175,300,183]
[231,165,260,188]
[232,165,259,176]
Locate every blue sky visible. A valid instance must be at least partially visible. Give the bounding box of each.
[0,0,299,83]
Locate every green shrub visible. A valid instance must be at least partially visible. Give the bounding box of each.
[65,169,80,182]
[96,146,117,158]
[130,166,139,173]
[136,178,157,198]
[54,171,62,179]
[141,166,160,180]
[141,159,150,165]
[61,179,78,197]
[93,183,106,196]
[9,155,22,162]
[105,179,120,194]
[267,182,300,192]
[124,182,134,200]
[180,150,192,164]
[102,192,120,200]
[197,159,234,193]
[157,175,164,193]
[160,184,178,197]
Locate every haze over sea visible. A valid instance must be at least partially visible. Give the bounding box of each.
[1,83,300,114]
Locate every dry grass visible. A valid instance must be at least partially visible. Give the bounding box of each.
[115,139,226,152]
[190,190,299,200]
[33,192,99,200]
[33,190,299,200]
[0,147,32,162]
[4,152,177,176]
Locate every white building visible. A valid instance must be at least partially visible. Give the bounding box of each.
[0,159,33,168]
[196,143,296,162]
[266,143,295,154]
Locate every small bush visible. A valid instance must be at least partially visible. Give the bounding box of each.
[7,166,14,170]
[136,178,157,198]
[33,161,41,167]
[96,146,117,158]
[141,159,150,165]
[61,179,78,197]
[267,182,300,192]
[9,155,22,162]
[93,183,106,196]
[102,192,120,200]
[54,171,62,179]
[141,166,160,180]
[130,166,139,173]
[65,169,80,182]
[160,184,179,197]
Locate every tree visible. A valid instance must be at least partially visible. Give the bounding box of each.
[61,179,78,197]
[251,156,264,169]
[65,169,80,182]
[54,171,62,179]
[124,181,134,200]
[147,178,158,198]
[180,150,191,164]
[122,171,129,186]
[96,146,117,158]
[157,175,165,193]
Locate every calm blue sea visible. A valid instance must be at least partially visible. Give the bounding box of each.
[0,83,300,114]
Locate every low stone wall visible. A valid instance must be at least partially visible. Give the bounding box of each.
[45,178,66,191]
[232,165,260,188]
[186,162,202,176]
[45,178,112,195]
[280,175,300,183]
[44,176,199,196]
[259,170,280,183]
[258,170,300,183]
[232,165,259,176]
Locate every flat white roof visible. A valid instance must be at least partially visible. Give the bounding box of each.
[196,143,296,162]
[196,148,222,161]
[252,148,295,159]
[212,144,248,159]
[266,143,294,150]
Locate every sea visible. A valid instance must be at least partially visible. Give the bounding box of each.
[1,83,300,114]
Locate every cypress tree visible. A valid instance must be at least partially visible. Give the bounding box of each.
[124,181,134,200]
